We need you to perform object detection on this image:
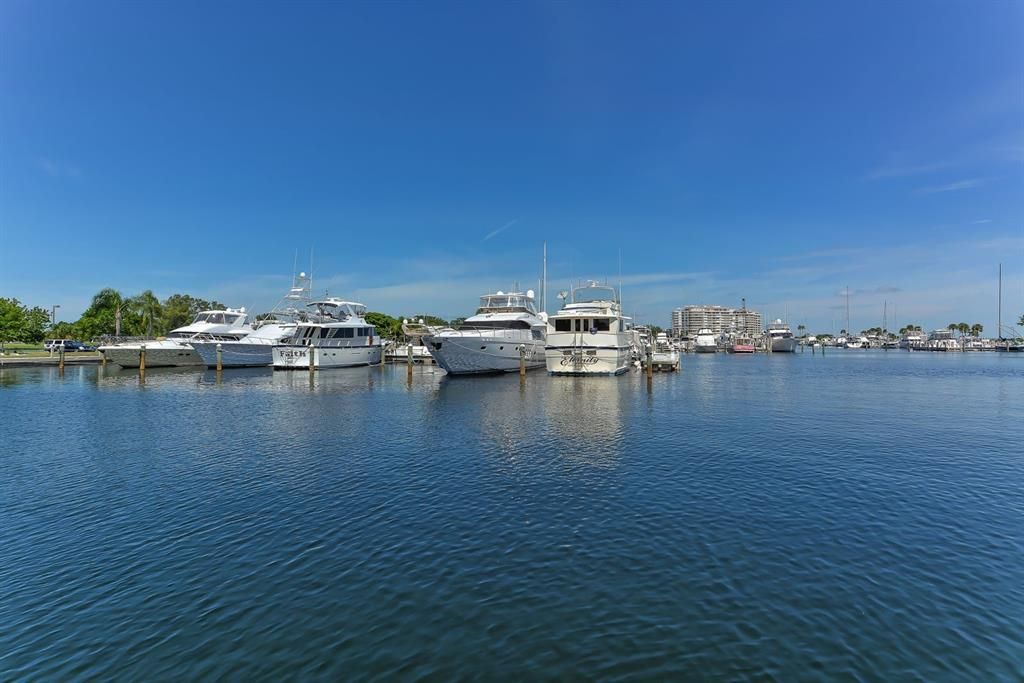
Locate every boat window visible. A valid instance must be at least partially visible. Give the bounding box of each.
[192,314,209,323]
[331,328,346,338]
[573,285,617,303]
[319,328,331,338]
[555,319,571,332]
[368,326,375,336]
[341,328,354,338]
[532,329,544,340]
[228,315,243,325]
[593,318,610,332]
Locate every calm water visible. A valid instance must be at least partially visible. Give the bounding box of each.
[2,352,1022,680]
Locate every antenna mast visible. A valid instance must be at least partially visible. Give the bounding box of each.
[542,242,547,314]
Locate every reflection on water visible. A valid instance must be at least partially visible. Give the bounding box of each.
[2,354,1024,679]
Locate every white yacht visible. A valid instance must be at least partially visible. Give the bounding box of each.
[766,319,797,352]
[545,281,632,375]
[694,328,717,353]
[925,329,958,351]
[424,290,547,375]
[651,331,680,367]
[898,332,925,350]
[192,272,313,368]
[273,299,382,369]
[844,335,868,349]
[99,308,253,367]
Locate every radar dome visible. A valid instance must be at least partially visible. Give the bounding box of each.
[526,289,535,299]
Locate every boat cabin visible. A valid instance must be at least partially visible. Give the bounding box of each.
[550,282,623,333]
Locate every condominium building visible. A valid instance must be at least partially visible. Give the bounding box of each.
[672,305,763,338]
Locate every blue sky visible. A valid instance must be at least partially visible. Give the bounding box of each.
[1,0,1021,334]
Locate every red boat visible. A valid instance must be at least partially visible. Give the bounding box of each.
[731,343,755,353]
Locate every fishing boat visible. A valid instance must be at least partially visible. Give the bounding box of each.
[272,299,382,369]
[192,271,313,368]
[545,281,632,375]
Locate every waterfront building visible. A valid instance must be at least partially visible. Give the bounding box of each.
[672,305,762,338]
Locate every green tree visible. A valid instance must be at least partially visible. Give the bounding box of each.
[412,314,448,327]
[797,324,806,338]
[365,312,402,339]
[0,298,26,352]
[76,288,131,339]
[970,323,983,338]
[129,290,163,336]
[160,294,226,332]
[1018,313,1024,327]
[0,299,50,350]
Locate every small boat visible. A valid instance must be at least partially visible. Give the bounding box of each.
[731,341,755,353]
[694,328,717,353]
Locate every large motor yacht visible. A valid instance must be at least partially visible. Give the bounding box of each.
[272,299,382,369]
[694,328,717,353]
[424,290,547,375]
[545,281,632,375]
[192,271,313,368]
[766,319,797,352]
[99,308,253,367]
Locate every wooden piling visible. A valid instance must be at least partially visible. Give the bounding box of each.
[139,344,146,381]
[406,343,414,382]
[58,345,65,372]
[519,345,526,377]
[216,343,223,373]
[308,347,315,381]
[645,345,653,379]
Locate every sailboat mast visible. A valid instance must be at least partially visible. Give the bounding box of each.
[998,263,1002,340]
[845,286,850,334]
[542,242,547,315]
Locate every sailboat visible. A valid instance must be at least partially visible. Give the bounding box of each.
[995,263,1023,352]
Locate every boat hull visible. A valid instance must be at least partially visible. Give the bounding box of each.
[273,344,382,369]
[424,333,545,375]
[192,341,275,368]
[545,333,632,375]
[694,344,717,353]
[770,337,798,352]
[99,342,201,367]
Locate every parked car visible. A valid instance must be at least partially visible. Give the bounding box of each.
[44,339,95,352]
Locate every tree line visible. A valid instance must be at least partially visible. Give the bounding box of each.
[1,288,456,346]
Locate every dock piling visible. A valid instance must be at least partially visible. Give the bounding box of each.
[58,345,65,373]
[139,344,146,381]
[407,343,414,382]
[308,347,315,382]
[519,345,526,377]
[216,343,223,373]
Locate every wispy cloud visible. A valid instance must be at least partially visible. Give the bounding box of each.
[483,218,519,241]
[36,157,82,178]
[866,160,953,180]
[917,178,986,194]
[971,219,993,225]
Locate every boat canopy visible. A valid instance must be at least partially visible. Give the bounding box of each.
[191,310,246,325]
[573,282,618,304]
[477,292,537,314]
[307,298,367,319]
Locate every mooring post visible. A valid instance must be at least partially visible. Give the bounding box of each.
[646,345,653,379]
[216,343,223,373]
[139,344,146,381]
[519,345,526,377]
[308,347,315,382]
[58,345,65,373]
[406,342,414,382]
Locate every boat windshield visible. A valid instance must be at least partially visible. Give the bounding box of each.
[477,294,536,313]
[192,312,244,325]
[573,285,617,303]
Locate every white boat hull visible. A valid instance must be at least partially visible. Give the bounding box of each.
[273,344,382,369]
[424,333,545,375]
[100,342,202,367]
[192,341,276,368]
[770,337,798,352]
[545,332,632,375]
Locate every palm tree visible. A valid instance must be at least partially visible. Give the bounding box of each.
[970,323,983,338]
[797,324,806,338]
[129,290,163,337]
[947,323,958,337]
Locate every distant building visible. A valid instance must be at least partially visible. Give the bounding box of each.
[672,305,762,338]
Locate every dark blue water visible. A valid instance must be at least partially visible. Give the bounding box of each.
[2,352,1023,680]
